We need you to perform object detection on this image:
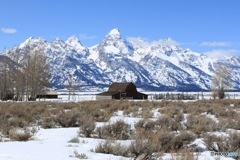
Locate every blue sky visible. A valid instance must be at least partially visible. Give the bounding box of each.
[1,0,240,58]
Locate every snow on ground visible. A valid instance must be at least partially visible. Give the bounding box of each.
[0,127,235,160]
[35,91,240,103]
[0,128,130,160]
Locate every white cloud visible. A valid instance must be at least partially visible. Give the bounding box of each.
[1,27,17,34]
[157,38,182,46]
[127,37,181,48]
[200,41,232,47]
[203,49,239,59]
[78,33,96,40]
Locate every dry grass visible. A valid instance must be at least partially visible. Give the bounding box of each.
[0,99,239,145]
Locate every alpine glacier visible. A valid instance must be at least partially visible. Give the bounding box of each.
[4,28,240,91]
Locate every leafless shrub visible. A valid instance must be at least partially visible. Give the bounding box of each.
[128,129,160,159]
[134,119,156,132]
[227,131,240,152]
[161,106,181,118]
[40,117,58,129]
[141,108,153,119]
[9,127,37,141]
[174,131,196,151]
[56,110,80,127]
[157,130,175,152]
[231,114,240,130]
[174,110,184,122]
[79,116,96,138]
[155,115,182,132]
[203,134,228,152]
[97,120,131,140]
[94,140,113,154]
[155,115,172,131]
[80,100,116,122]
[68,137,80,143]
[186,115,217,136]
[73,150,88,159]
[217,117,240,131]
[94,140,129,157]
[8,117,27,128]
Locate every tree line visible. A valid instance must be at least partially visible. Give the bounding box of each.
[0,48,50,101]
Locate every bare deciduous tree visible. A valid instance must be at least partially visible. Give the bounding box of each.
[0,47,50,101]
[67,74,76,100]
[211,64,232,99]
[23,50,50,101]
[0,55,16,100]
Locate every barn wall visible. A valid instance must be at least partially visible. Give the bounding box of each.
[125,83,137,94]
[133,93,148,100]
[36,95,58,99]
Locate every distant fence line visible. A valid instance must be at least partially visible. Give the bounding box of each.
[149,92,240,100]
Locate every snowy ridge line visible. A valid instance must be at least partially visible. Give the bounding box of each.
[4,28,240,91]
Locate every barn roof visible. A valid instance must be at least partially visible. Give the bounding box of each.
[108,82,135,92]
[38,90,58,95]
[97,91,119,96]
[46,90,58,95]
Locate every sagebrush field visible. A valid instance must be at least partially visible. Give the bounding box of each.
[0,100,239,159]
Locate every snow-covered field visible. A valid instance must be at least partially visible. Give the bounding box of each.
[0,127,133,160]
[0,128,234,160]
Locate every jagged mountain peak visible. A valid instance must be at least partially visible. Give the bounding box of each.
[108,28,121,36]
[91,28,133,56]
[66,36,83,48]
[104,28,122,41]
[65,36,89,56]
[19,37,46,48]
[52,37,64,43]
[51,37,66,47]
[66,36,81,44]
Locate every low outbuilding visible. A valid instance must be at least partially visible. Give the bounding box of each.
[37,90,58,99]
[97,82,148,100]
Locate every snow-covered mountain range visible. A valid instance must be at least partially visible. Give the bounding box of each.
[4,28,240,91]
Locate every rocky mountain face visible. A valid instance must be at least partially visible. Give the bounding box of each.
[3,28,240,91]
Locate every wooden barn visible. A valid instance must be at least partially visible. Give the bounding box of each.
[37,90,58,99]
[97,82,148,100]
